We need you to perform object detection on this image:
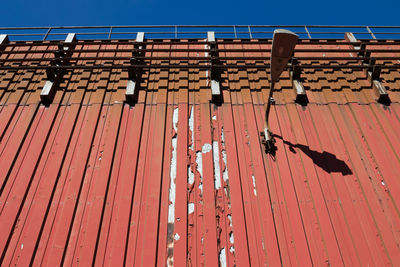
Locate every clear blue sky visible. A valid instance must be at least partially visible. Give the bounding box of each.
[0,0,399,26]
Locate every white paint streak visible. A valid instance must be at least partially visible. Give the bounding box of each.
[188,203,195,214]
[188,166,195,185]
[213,141,221,189]
[252,175,257,196]
[219,248,227,267]
[188,106,195,185]
[196,151,203,177]
[212,115,217,121]
[230,246,235,254]
[168,108,179,223]
[189,106,194,151]
[172,107,179,132]
[196,151,203,193]
[221,128,229,183]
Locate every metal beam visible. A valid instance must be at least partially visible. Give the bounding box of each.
[125,32,146,104]
[208,31,223,103]
[345,32,391,105]
[40,33,77,105]
[290,62,308,105]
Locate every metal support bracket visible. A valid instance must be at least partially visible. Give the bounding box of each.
[345,32,390,105]
[0,34,9,51]
[126,32,145,104]
[0,34,9,63]
[290,59,308,105]
[208,32,223,103]
[260,127,276,154]
[367,65,390,104]
[40,33,76,105]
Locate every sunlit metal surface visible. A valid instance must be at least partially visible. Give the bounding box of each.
[0,35,400,266]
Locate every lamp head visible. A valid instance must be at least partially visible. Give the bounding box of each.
[270,29,298,83]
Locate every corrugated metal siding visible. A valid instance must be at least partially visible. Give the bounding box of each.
[0,40,400,266]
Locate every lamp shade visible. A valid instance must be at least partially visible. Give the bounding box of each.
[270,29,298,82]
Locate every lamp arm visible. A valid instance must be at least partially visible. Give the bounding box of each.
[265,81,275,127]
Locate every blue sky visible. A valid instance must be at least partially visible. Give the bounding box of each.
[0,0,399,27]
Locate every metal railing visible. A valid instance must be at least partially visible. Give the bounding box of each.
[1,25,400,41]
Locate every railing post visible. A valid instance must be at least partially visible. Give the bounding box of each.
[108,26,113,40]
[248,25,253,39]
[43,27,52,41]
[304,26,312,39]
[366,26,377,40]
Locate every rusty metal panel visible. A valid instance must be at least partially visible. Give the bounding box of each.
[0,37,400,267]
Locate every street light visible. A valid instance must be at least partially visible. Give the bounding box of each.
[263,29,298,153]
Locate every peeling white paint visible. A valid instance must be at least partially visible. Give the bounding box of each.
[172,107,179,132]
[229,246,235,254]
[174,233,180,241]
[188,203,195,214]
[189,106,194,151]
[224,188,229,198]
[221,128,229,183]
[227,214,233,227]
[196,151,203,193]
[168,108,179,223]
[188,166,195,185]
[213,141,221,189]
[202,143,212,153]
[196,151,203,177]
[188,106,195,185]
[219,247,227,267]
[212,115,217,121]
[252,175,257,196]
[230,231,235,244]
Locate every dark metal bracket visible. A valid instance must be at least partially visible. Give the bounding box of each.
[290,58,308,105]
[367,62,390,104]
[40,33,76,105]
[364,55,390,104]
[260,126,276,154]
[126,32,145,104]
[208,32,223,104]
[345,32,390,105]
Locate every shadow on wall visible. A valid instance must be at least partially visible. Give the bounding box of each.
[273,134,353,176]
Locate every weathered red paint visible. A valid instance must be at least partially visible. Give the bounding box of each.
[0,38,400,267]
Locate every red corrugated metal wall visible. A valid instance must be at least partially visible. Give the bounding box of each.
[0,39,400,266]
